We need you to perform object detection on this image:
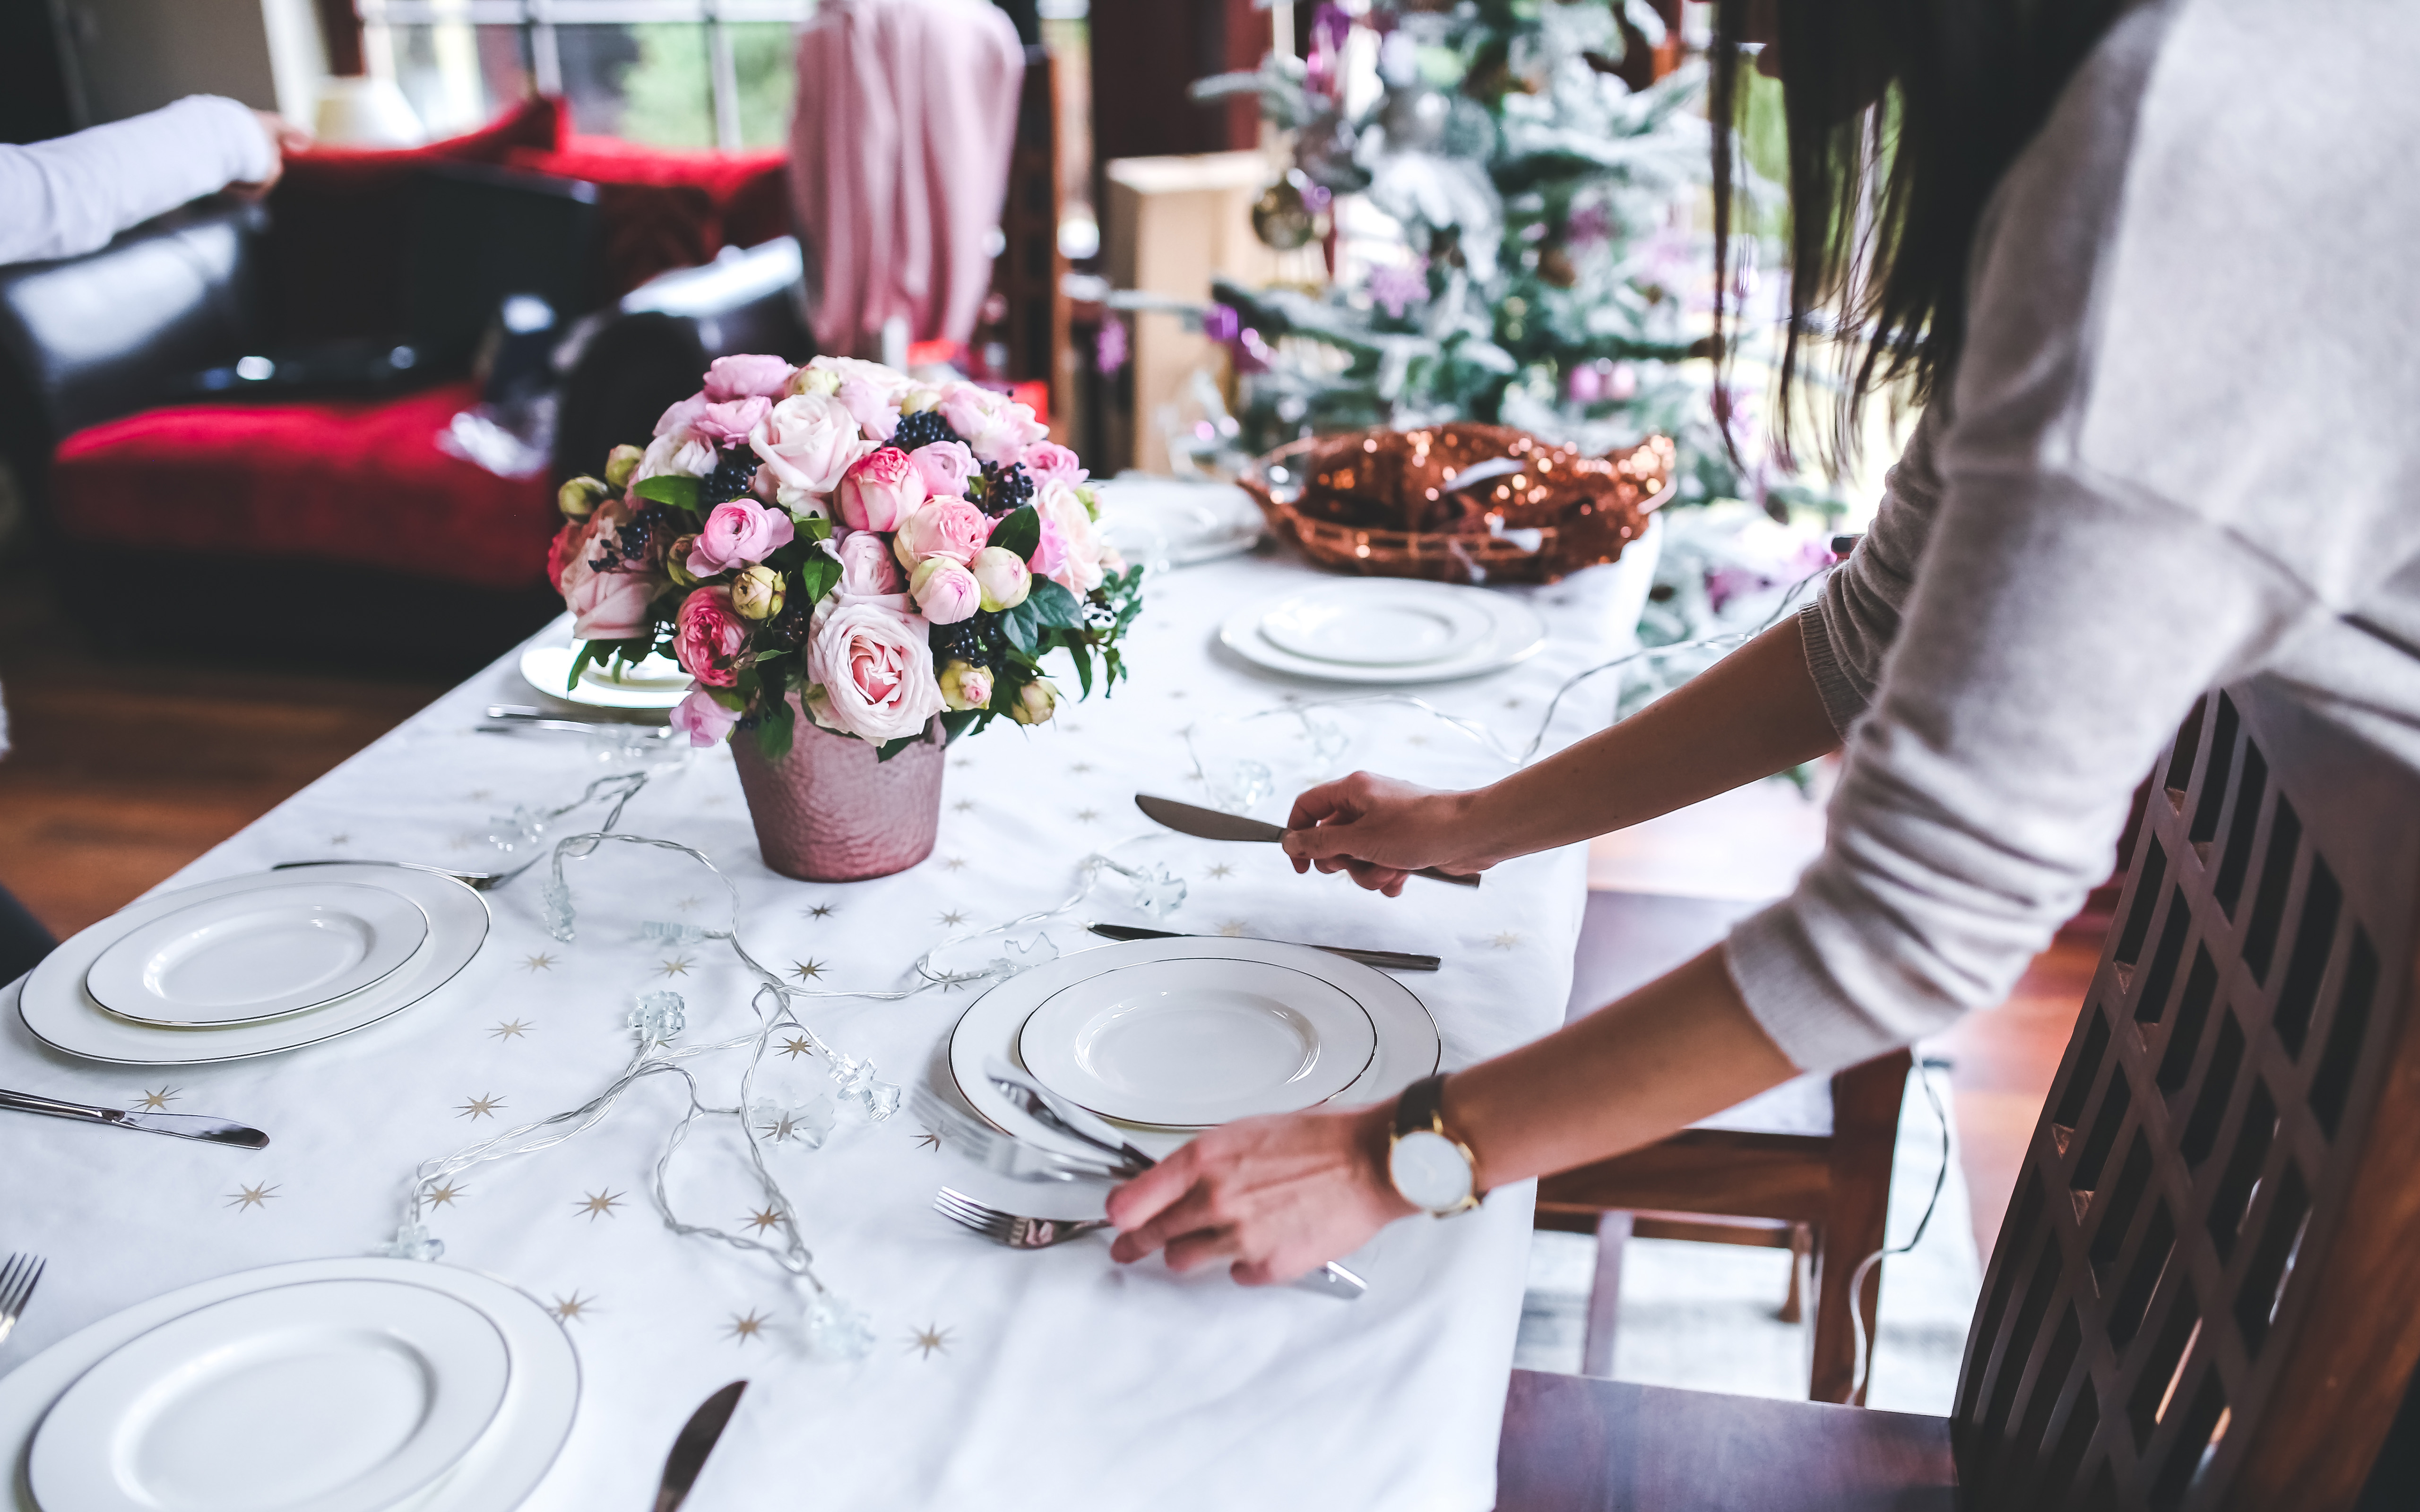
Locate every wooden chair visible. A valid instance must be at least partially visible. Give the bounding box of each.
[1538,890,1910,1404]
[1499,681,2420,1509]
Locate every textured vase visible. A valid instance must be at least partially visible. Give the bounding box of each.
[732,705,947,881]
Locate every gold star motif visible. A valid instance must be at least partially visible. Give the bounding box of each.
[1075,808,1099,823]
[804,903,836,919]
[937,910,968,927]
[490,1019,532,1040]
[915,1128,942,1152]
[942,856,967,871]
[658,956,693,978]
[469,789,494,802]
[1168,688,1186,699]
[1490,931,1522,949]
[907,1322,953,1359]
[1504,697,1523,709]
[328,833,350,846]
[458,1093,503,1120]
[1407,734,1430,746]
[427,1181,466,1207]
[1217,920,1250,938]
[789,959,825,982]
[226,1182,279,1211]
[1207,863,1234,880]
[744,1206,784,1233]
[550,1291,596,1323]
[1071,762,1093,773]
[576,1190,624,1221]
[675,896,703,912]
[778,1034,813,1059]
[521,953,557,972]
[952,799,977,813]
[727,1309,771,1345]
[133,1086,180,1112]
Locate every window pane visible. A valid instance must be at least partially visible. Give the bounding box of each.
[727,23,799,148]
[556,22,714,147]
[383,23,528,138]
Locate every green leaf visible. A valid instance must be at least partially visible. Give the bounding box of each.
[565,641,600,694]
[1068,642,1094,698]
[1025,577,1085,629]
[873,734,921,763]
[939,709,986,744]
[991,504,1040,561]
[754,697,795,762]
[634,474,702,513]
[997,598,1038,655]
[795,553,841,608]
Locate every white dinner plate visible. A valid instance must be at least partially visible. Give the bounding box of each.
[28,1279,510,1512]
[518,643,690,711]
[1256,581,1499,668]
[84,884,430,1028]
[1218,583,1547,684]
[1093,476,1264,568]
[0,1259,579,1512]
[17,867,488,1065]
[1016,956,1378,1127]
[947,936,1440,1161]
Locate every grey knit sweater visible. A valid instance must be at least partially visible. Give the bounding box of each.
[1725,0,2420,1072]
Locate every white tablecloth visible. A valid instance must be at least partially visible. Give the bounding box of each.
[2,541,1646,1512]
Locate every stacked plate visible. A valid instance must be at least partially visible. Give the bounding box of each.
[949,936,1440,1159]
[15,867,488,1065]
[1092,476,1265,568]
[518,641,690,712]
[1218,579,1547,684]
[0,1258,578,1512]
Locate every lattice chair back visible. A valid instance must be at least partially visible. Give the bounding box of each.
[1951,682,2420,1511]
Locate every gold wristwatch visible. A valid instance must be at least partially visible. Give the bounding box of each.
[1388,1074,1480,1216]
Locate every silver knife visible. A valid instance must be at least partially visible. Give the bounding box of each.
[1088,923,1440,972]
[0,1088,268,1149]
[652,1379,747,1512]
[1133,795,1482,888]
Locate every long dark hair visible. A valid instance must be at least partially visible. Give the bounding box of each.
[1711,0,2125,474]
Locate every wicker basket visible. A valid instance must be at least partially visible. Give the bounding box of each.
[1237,424,1672,585]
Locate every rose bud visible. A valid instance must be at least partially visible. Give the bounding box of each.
[891,497,992,569]
[898,387,942,415]
[938,659,994,711]
[603,444,646,489]
[791,365,843,397]
[837,447,928,533]
[970,545,1031,612]
[666,534,703,588]
[731,563,786,620]
[557,474,610,520]
[909,556,981,624]
[1006,676,1060,726]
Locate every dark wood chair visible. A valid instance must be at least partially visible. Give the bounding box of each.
[1499,681,2420,1509]
[1539,891,1910,1403]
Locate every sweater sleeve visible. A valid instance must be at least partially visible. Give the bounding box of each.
[0,96,273,266]
[1798,408,1946,736]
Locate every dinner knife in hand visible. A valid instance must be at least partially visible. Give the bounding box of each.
[1133,795,1482,887]
[653,1379,747,1512]
[1087,923,1440,972]
[0,1088,268,1149]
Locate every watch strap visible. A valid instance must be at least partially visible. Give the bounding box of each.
[1394,1073,1450,1140]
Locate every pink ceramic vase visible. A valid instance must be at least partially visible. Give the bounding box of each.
[732,702,947,881]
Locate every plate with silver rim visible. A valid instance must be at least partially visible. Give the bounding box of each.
[517,642,689,711]
[1218,581,1548,684]
[83,882,430,1027]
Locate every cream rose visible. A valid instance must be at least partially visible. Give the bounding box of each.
[806,599,947,742]
[750,393,870,498]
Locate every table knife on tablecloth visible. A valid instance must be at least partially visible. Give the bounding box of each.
[1133,795,1482,887]
[0,1088,268,1149]
[1086,923,1440,972]
[652,1379,747,1512]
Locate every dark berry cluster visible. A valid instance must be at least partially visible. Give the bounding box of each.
[976,462,1032,518]
[890,408,961,453]
[928,616,986,665]
[759,598,812,653]
[702,444,760,507]
[593,505,662,573]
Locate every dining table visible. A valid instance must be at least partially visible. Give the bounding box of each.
[1,527,1658,1512]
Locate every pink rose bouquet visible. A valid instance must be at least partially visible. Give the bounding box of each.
[549,354,1144,758]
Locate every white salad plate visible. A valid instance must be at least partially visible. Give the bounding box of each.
[947,936,1440,1161]
[517,643,689,712]
[83,883,430,1028]
[1015,956,1379,1128]
[0,1258,579,1512]
[1093,476,1264,568]
[1218,580,1547,684]
[27,1279,511,1512]
[16,866,489,1065]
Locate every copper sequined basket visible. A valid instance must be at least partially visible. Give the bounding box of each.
[1238,423,1673,585]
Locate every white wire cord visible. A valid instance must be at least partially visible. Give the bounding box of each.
[1846,1056,1953,1406]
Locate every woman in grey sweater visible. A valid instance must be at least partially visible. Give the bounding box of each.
[1106,0,2420,1278]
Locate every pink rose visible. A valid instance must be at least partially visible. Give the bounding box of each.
[560,504,660,640]
[685,498,795,576]
[674,585,748,687]
[908,439,977,499]
[890,497,993,569]
[1019,439,1088,490]
[654,392,709,440]
[703,354,796,402]
[546,518,588,593]
[691,396,771,447]
[833,530,906,599]
[940,383,1047,467]
[837,447,928,533]
[751,393,869,498]
[1031,480,1106,594]
[837,376,900,443]
[670,689,741,747]
[908,557,981,623]
[635,431,715,482]
[806,599,946,742]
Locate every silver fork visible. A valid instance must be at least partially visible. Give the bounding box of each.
[0,1252,45,1348]
[272,857,532,893]
[935,1187,1110,1249]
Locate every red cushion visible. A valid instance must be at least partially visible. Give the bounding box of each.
[505,137,790,298]
[52,383,555,592]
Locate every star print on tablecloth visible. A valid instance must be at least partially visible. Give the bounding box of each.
[576,1190,624,1221]
[658,956,693,978]
[915,1128,942,1152]
[1070,761,1093,773]
[226,1182,279,1211]
[952,799,977,813]
[789,959,825,983]
[1408,734,1430,746]
[1504,697,1523,709]
[744,1206,784,1234]
[727,1309,772,1345]
[521,953,557,972]
[778,1035,813,1059]
[1075,808,1099,823]
[1206,863,1234,880]
[132,1086,180,1111]
[937,910,967,927]
[1217,920,1250,937]
[907,1322,954,1359]
[804,903,836,920]
[427,1181,467,1207]
[550,1292,596,1323]
[675,896,702,912]
[458,1093,504,1120]
[942,856,967,871]
[328,833,351,846]
[469,789,494,802]
[490,1020,532,1041]
[1490,931,1522,949]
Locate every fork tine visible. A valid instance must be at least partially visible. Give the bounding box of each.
[0,1253,32,1313]
[933,1190,1016,1237]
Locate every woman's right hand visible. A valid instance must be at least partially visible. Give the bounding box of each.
[1280,773,1498,897]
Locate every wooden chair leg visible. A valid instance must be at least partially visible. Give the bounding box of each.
[1779,1222,1810,1323]
[1807,1051,1910,1404]
[1580,1211,1631,1379]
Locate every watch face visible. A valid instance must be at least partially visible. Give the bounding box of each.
[1390,1129,1475,1213]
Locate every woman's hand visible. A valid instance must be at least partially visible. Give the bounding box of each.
[1281,773,1499,896]
[1106,1103,1416,1284]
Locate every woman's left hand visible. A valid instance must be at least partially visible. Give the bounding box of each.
[1106,1102,1417,1283]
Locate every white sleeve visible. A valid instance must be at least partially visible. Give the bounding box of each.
[0,96,275,266]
